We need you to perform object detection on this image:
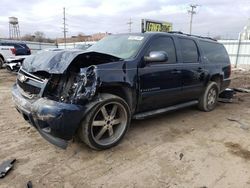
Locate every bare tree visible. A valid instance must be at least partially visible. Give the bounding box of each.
[21,31,55,43]
[34,31,45,42]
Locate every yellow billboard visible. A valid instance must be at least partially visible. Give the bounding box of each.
[142,19,173,33]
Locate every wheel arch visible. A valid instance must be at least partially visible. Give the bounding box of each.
[97,84,135,113]
[209,74,223,92]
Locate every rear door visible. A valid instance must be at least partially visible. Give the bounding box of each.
[138,36,183,112]
[177,37,206,101]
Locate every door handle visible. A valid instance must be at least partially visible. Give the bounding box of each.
[171,70,181,74]
[197,67,204,72]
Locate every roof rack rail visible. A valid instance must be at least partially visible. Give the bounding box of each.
[168,31,217,41]
[168,31,184,34]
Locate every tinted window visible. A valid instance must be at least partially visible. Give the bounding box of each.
[179,38,199,63]
[199,41,229,63]
[146,36,177,64]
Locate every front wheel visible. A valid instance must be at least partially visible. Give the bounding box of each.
[78,93,131,150]
[198,81,219,112]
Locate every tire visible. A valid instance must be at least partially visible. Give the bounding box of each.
[198,81,219,112]
[0,57,4,69]
[78,93,131,150]
[6,66,12,72]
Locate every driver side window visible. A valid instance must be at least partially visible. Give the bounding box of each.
[146,36,177,64]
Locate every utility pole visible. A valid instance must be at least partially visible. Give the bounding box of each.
[188,4,198,35]
[63,7,68,49]
[127,18,133,33]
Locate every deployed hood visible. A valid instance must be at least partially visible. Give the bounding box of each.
[22,50,121,74]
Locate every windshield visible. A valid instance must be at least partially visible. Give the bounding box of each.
[87,34,145,59]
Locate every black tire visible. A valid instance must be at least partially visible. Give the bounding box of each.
[0,57,4,69]
[6,66,12,72]
[198,81,219,112]
[78,93,131,150]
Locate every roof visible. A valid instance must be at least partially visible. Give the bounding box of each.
[121,31,218,43]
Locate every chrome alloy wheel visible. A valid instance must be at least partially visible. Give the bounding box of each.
[91,102,128,146]
[207,88,217,106]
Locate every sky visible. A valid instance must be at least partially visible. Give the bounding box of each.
[0,0,249,39]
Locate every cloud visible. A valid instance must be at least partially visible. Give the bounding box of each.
[0,0,249,39]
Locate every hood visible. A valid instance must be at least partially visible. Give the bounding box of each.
[21,50,82,74]
[22,50,121,74]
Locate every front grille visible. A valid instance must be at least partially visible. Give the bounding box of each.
[17,79,41,94]
[17,68,47,98]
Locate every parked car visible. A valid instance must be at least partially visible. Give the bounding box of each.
[12,32,231,150]
[0,41,31,71]
[0,44,16,68]
[5,57,25,72]
[0,41,31,56]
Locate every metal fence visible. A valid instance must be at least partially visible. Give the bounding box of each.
[25,41,57,53]
[0,39,57,54]
[0,39,97,53]
[219,39,250,69]
[57,41,96,49]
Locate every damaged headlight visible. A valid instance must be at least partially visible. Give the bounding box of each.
[69,65,99,104]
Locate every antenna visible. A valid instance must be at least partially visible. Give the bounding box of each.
[127,18,133,33]
[188,4,199,34]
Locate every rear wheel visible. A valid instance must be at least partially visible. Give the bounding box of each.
[198,81,219,112]
[78,93,131,150]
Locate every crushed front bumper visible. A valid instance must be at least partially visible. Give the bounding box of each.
[12,84,90,149]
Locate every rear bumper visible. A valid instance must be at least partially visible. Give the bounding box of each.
[12,84,88,149]
[6,56,26,63]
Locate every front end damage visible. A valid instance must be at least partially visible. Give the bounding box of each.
[12,50,121,149]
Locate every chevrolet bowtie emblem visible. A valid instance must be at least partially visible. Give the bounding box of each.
[19,74,28,82]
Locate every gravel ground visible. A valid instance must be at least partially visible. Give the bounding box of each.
[0,69,250,188]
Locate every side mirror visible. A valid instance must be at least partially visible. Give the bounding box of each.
[144,51,168,63]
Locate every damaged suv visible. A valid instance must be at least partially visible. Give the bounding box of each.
[12,32,231,150]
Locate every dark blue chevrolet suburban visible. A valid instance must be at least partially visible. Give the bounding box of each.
[12,32,231,150]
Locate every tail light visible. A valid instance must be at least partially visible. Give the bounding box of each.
[11,48,16,55]
[28,48,31,54]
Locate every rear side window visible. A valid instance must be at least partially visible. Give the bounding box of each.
[146,36,177,64]
[179,38,199,63]
[199,41,229,63]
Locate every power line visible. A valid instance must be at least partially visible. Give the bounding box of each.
[188,4,199,35]
[127,18,133,33]
[63,7,68,48]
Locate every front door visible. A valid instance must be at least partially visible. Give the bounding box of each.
[138,36,182,112]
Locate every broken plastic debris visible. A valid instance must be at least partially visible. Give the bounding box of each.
[233,88,250,93]
[27,180,33,188]
[0,159,16,178]
[179,153,184,160]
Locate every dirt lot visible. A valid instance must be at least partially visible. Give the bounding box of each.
[0,69,250,188]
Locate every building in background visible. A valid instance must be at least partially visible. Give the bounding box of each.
[56,32,110,44]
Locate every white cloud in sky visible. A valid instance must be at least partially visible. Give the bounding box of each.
[0,0,249,39]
